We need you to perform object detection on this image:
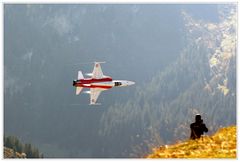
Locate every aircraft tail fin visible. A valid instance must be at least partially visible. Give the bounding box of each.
[76,87,83,95]
[78,71,84,79]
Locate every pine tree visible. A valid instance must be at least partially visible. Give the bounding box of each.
[24,143,32,158]
[4,136,43,158]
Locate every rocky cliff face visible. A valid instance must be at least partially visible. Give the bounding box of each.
[183,5,236,96]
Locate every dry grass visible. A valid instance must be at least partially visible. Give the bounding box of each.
[147,125,236,158]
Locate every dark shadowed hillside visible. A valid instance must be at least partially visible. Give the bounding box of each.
[4,4,185,157]
[98,4,236,157]
[4,4,236,157]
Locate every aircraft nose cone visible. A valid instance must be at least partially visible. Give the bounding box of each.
[128,81,135,86]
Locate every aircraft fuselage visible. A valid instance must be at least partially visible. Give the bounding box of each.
[73,77,134,89]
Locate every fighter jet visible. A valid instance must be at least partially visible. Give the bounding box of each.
[72,62,135,105]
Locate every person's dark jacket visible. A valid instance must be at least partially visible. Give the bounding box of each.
[190,120,208,139]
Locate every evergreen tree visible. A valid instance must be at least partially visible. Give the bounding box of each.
[4,135,43,158]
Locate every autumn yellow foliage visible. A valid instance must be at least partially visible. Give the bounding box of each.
[147,126,236,158]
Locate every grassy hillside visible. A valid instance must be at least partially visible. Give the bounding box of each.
[147,126,236,158]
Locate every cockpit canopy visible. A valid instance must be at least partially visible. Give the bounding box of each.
[114,82,122,86]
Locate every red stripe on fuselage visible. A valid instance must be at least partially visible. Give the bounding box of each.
[75,83,112,89]
[79,77,112,84]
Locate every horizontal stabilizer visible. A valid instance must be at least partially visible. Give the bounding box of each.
[76,87,83,95]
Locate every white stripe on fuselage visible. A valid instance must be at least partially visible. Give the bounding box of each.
[91,82,115,87]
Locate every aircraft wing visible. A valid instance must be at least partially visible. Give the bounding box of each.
[92,62,104,79]
[90,88,105,105]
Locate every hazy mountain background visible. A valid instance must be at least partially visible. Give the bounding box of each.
[4,4,236,157]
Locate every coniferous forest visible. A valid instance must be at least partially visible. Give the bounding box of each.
[4,4,236,157]
[4,136,43,158]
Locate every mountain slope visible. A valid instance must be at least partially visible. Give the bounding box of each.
[147,125,236,158]
[4,5,185,157]
[4,4,236,158]
[98,4,236,157]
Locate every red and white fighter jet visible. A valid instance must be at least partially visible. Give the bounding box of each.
[73,62,135,105]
